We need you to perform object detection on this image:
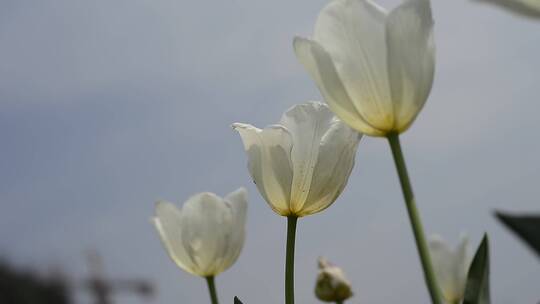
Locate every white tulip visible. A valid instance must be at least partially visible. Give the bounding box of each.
[315,257,353,303]
[428,235,471,304]
[152,188,248,277]
[474,0,540,18]
[294,0,435,136]
[233,102,361,217]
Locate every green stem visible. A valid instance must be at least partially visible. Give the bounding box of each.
[205,276,219,304]
[285,216,298,304]
[387,133,441,304]
[336,301,344,304]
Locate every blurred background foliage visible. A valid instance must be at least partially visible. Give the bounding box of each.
[0,260,71,304]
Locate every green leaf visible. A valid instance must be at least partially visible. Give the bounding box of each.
[495,211,540,257]
[463,234,490,304]
[234,296,244,304]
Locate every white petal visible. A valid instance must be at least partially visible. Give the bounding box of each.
[278,102,338,213]
[232,123,293,215]
[224,187,248,228]
[313,0,395,130]
[386,0,435,132]
[454,235,471,298]
[429,235,468,302]
[475,0,540,18]
[300,121,361,216]
[293,37,386,136]
[180,192,233,276]
[221,187,248,269]
[153,201,199,275]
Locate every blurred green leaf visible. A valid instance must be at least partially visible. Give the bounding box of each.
[234,296,244,304]
[463,234,490,304]
[495,211,540,257]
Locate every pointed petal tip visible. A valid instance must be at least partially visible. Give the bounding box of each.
[232,122,261,132]
[293,36,321,60]
[293,36,309,47]
[318,256,330,269]
[194,191,221,201]
[428,234,447,248]
[226,187,249,213]
[235,186,248,196]
[231,122,245,130]
[154,200,174,211]
[227,187,248,200]
[391,0,434,25]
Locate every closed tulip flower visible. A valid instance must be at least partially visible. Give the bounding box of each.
[232,102,361,217]
[474,0,540,19]
[428,235,471,304]
[152,188,248,304]
[233,101,360,304]
[315,258,353,303]
[294,0,435,136]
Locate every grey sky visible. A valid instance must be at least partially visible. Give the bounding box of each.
[0,0,539,303]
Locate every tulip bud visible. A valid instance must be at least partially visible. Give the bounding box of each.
[314,257,353,303]
[428,234,471,303]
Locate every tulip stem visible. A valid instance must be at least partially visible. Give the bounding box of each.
[387,133,441,304]
[285,216,298,304]
[205,276,219,304]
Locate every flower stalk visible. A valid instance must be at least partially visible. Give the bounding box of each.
[285,216,298,304]
[387,133,441,304]
[206,276,219,304]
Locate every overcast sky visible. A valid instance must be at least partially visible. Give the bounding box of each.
[1,0,539,303]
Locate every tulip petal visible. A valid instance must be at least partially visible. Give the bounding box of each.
[180,192,233,276]
[456,235,471,296]
[222,188,248,270]
[300,121,361,216]
[293,37,385,136]
[385,0,435,132]
[153,201,198,275]
[429,235,468,302]
[279,102,338,213]
[429,235,459,301]
[313,0,394,130]
[232,123,293,215]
